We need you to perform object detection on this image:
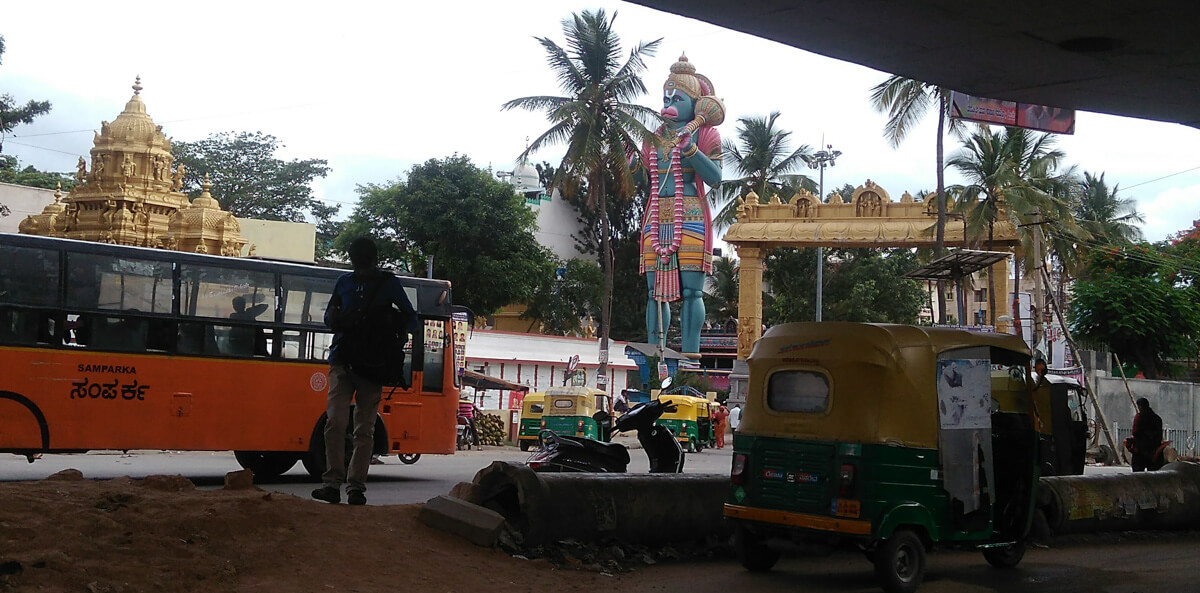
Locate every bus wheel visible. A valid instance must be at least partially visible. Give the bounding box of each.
[398,453,420,465]
[735,525,779,572]
[874,529,926,593]
[982,541,1026,568]
[234,451,298,481]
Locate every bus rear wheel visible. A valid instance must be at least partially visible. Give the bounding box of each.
[982,541,1026,568]
[234,451,299,481]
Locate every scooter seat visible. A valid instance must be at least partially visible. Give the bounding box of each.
[555,434,631,466]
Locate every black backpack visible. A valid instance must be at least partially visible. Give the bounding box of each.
[337,273,412,387]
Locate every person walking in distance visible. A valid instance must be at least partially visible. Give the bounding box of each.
[312,237,417,505]
[713,404,728,449]
[728,403,742,439]
[1129,397,1165,472]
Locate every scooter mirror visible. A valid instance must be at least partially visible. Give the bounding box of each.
[592,410,610,423]
[660,377,673,390]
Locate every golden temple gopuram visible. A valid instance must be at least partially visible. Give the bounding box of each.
[19,78,248,256]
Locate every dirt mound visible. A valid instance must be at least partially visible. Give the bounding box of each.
[0,473,620,593]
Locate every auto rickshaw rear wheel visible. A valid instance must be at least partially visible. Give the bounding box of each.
[734,525,779,572]
[519,440,531,452]
[982,541,1026,568]
[873,529,926,593]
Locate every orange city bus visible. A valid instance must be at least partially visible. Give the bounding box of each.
[0,233,463,479]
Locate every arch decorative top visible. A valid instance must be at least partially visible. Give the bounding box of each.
[723,180,1018,248]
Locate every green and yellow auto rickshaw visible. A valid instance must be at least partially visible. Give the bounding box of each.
[658,393,715,452]
[541,386,612,441]
[517,392,546,451]
[725,322,1041,593]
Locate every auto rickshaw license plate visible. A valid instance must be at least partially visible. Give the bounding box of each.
[833,498,860,518]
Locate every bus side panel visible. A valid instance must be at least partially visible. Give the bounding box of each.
[379,379,457,455]
[2,346,330,453]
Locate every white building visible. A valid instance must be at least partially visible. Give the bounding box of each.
[462,328,638,409]
[0,182,56,234]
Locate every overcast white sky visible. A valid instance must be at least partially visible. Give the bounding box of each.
[4,0,1200,242]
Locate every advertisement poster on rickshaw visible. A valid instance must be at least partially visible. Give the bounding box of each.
[936,359,991,430]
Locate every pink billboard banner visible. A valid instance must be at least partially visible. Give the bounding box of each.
[1016,104,1075,134]
[951,92,1016,126]
[951,91,1075,135]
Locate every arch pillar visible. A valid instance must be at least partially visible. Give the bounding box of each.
[734,246,763,359]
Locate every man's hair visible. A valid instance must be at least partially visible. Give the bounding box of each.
[348,237,378,270]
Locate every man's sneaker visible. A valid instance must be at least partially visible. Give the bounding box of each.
[347,491,367,506]
[311,486,340,504]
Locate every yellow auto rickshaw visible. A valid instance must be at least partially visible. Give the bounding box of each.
[517,392,546,451]
[541,386,612,441]
[725,323,1041,593]
[657,393,715,452]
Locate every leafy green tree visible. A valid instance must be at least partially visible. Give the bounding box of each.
[523,257,603,336]
[0,155,75,191]
[171,131,337,258]
[1069,244,1200,379]
[0,35,52,154]
[503,9,661,376]
[713,112,814,229]
[762,247,924,325]
[870,76,965,323]
[337,155,555,317]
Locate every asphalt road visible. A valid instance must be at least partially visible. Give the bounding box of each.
[0,440,737,505]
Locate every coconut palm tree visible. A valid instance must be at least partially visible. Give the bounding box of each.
[712,112,814,230]
[503,10,660,378]
[869,76,967,323]
[1074,171,1145,245]
[947,125,1076,326]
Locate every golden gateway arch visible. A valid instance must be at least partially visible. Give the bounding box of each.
[723,181,1019,359]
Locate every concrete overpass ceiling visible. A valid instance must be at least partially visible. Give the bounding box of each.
[629,1,1200,127]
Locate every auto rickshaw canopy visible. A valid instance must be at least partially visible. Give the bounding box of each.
[543,386,610,417]
[743,322,1032,448]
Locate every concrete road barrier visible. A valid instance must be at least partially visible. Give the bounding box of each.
[1039,461,1200,534]
[469,461,729,546]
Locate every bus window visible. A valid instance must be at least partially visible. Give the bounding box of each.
[0,246,59,308]
[180,264,275,321]
[280,329,334,362]
[90,315,149,352]
[282,274,334,326]
[66,254,172,314]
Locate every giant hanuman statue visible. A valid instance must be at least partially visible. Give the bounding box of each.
[20,78,248,257]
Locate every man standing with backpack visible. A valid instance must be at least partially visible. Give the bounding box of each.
[312,237,417,505]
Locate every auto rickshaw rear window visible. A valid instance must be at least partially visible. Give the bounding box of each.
[530,404,544,413]
[553,399,574,408]
[767,370,829,412]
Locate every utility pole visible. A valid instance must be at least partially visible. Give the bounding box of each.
[809,142,841,322]
[1030,209,1046,351]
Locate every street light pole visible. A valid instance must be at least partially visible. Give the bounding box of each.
[810,143,841,322]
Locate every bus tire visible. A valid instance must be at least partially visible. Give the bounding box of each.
[982,541,1026,568]
[734,525,779,572]
[874,529,926,593]
[234,451,299,481]
[302,412,386,480]
[398,453,420,464]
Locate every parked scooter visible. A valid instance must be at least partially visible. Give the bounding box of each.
[526,397,686,473]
